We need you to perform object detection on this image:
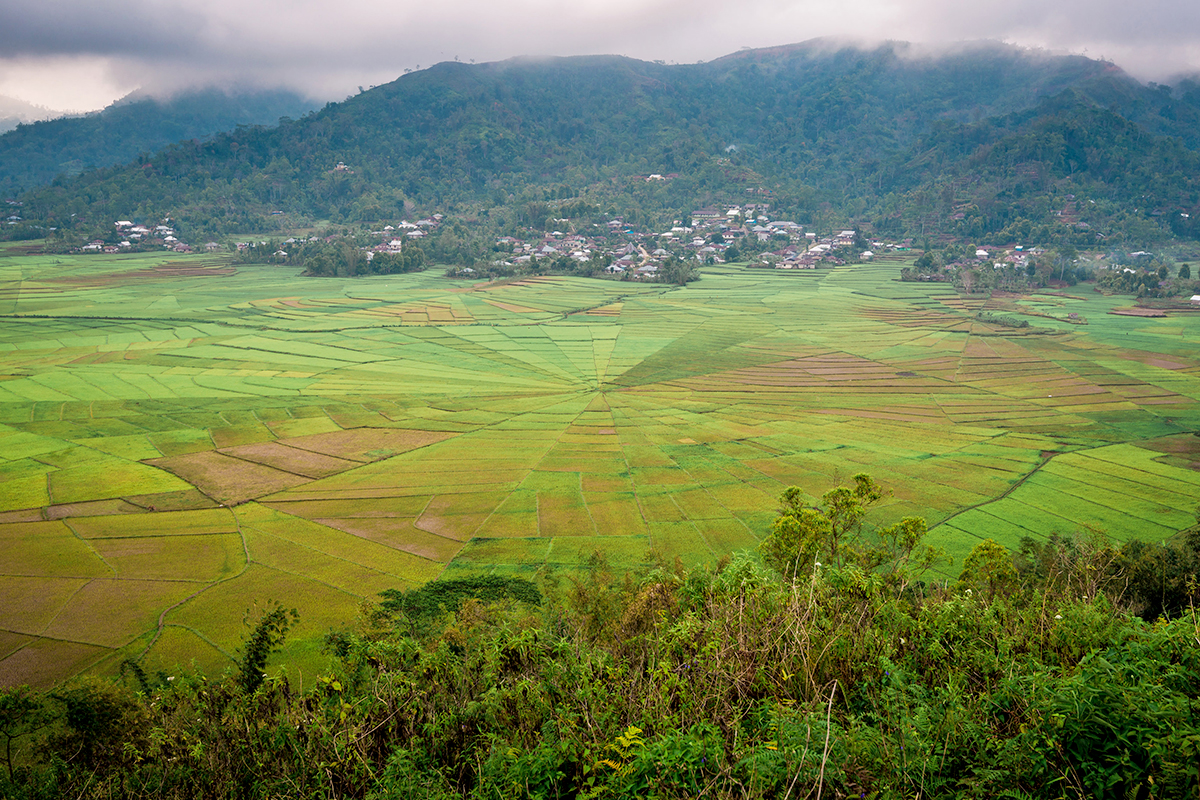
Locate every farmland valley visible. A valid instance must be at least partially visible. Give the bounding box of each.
[1,245,1197,685]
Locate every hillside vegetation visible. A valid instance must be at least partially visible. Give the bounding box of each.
[2,476,1198,799]
[11,41,1200,248]
[0,88,318,198]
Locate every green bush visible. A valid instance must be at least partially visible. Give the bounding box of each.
[3,479,1199,799]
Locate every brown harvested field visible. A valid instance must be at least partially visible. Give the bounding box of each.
[44,498,144,519]
[0,508,44,523]
[0,630,34,660]
[1136,434,1200,457]
[46,263,237,287]
[67,508,236,538]
[283,428,456,461]
[416,494,506,540]
[0,575,91,635]
[149,265,238,277]
[40,578,201,647]
[219,441,360,478]
[210,425,277,448]
[1144,357,1191,369]
[261,495,431,519]
[124,489,220,512]
[147,451,311,504]
[1112,385,1188,400]
[0,639,110,688]
[585,303,623,316]
[314,517,466,561]
[262,484,509,501]
[1107,348,1193,370]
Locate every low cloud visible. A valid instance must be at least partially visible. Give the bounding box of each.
[2,0,1198,110]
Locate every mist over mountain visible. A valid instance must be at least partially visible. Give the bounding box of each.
[0,94,59,134]
[0,87,319,197]
[15,40,1200,247]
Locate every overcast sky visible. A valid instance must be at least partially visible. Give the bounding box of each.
[2,0,1199,112]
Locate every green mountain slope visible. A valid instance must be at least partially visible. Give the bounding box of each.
[16,40,1200,245]
[0,87,319,197]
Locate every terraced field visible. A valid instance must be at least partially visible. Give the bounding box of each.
[2,244,1199,685]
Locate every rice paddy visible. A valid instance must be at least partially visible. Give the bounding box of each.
[2,245,1199,685]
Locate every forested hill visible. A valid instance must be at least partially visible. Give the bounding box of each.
[15,40,1200,245]
[0,88,318,197]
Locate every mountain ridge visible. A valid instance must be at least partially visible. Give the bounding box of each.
[0,86,320,198]
[13,40,1200,247]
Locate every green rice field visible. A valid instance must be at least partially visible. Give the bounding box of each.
[2,243,1199,685]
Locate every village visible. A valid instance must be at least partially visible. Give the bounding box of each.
[82,219,216,254]
[476,203,888,278]
[87,202,896,277]
[78,202,1187,298]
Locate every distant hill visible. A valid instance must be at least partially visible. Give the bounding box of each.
[0,87,319,197]
[16,41,1200,246]
[0,94,59,135]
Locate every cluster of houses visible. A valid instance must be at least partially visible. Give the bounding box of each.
[364,216,444,259]
[961,244,1042,270]
[234,215,449,261]
[483,203,896,278]
[80,219,219,254]
[83,202,912,275]
[80,214,451,259]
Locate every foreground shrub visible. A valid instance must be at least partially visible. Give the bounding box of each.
[3,477,1198,799]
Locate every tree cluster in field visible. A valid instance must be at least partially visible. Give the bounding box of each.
[3,475,1199,799]
[236,236,426,277]
[1096,261,1200,298]
[975,312,1030,328]
[898,239,1200,300]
